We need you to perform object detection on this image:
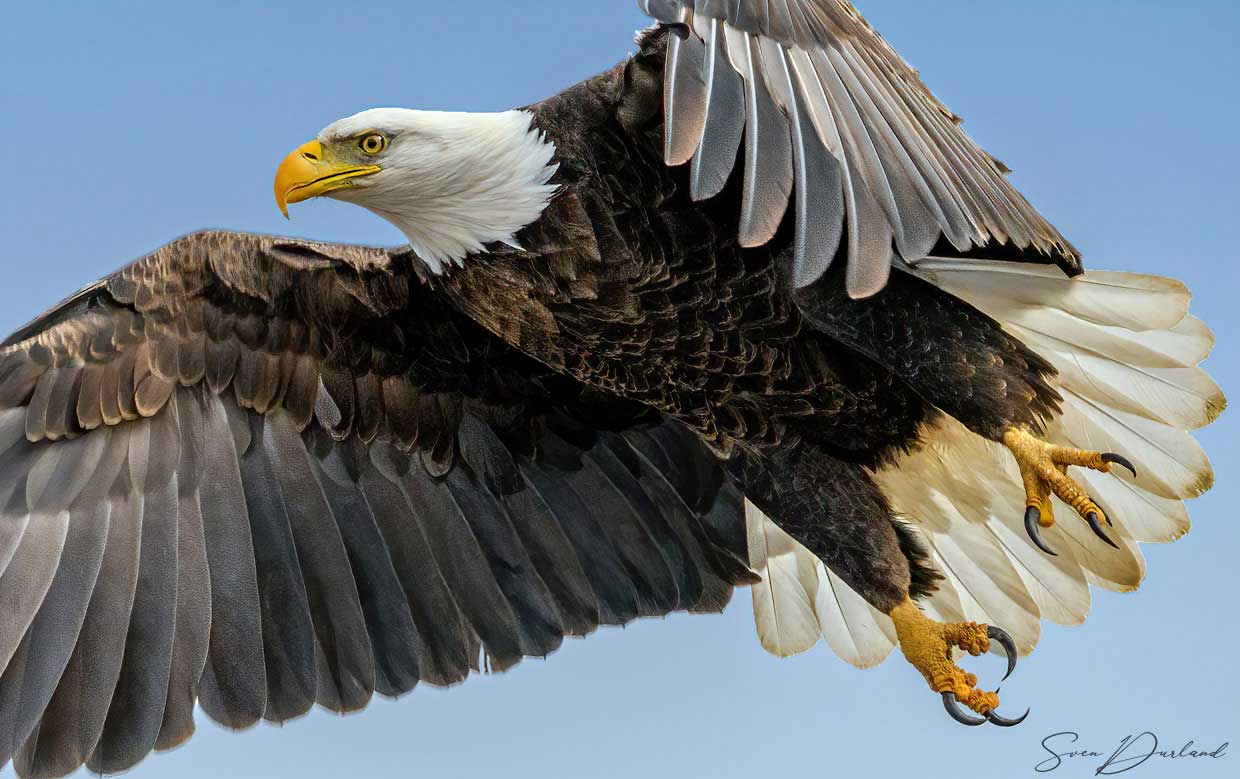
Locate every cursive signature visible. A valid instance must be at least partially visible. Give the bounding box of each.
[1036,731,1229,775]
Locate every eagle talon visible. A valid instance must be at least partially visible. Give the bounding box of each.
[985,708,1030,727]
[891,602,1016,728]
[1086,512,1120,549]
[1023,506,1058,556]
[986,625,1018,682]
[1004,428,1128,557]
[942,692,986,726]
[1102,453,1138,478]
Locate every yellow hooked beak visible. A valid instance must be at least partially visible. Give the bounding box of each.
[273,140,381,218]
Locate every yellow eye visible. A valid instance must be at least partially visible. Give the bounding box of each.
[358,133,388,155]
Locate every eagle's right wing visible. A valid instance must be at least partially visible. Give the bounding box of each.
[638,0,1079,296]
[0,230,752,778]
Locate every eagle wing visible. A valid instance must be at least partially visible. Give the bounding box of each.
[631,2,1220,668]
[638,0,1079,296]
[0,231,752,777]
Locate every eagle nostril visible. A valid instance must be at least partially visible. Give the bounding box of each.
[301,151,319,162]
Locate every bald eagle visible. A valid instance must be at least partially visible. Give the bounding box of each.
[0,1,1222,775]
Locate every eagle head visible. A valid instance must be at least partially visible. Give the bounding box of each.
[274,108,559,273]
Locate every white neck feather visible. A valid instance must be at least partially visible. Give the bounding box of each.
[329,109,559,273]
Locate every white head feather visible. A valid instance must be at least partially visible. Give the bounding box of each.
[319,108,559,273]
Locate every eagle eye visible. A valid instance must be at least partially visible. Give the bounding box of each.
[358,132,388,156]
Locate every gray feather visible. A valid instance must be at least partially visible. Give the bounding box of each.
[0,512,70,680]
[263,413,373,712]
[690,19,746,201]
[495,476,601,637]
[235,412,316,723]
[87,471,178,774]
[195,392,267,729]
[784,46,846,287]
[16,462,140,779]
[0,501,108,768]
[310,438,420,698]
[518,458,642,626]
[155,396,212,752]
[738,33,793,247]
[396,467,526,671]
[663,9,708,166]
[586,441,702,610]
[363,447,478,686]
[443,465,565,659]
[641,0,1081,292]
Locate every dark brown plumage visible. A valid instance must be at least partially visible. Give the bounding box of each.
[0,4,1221,776]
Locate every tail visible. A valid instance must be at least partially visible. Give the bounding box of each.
[747,259,1223,665]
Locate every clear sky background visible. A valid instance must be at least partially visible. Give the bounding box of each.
[1,2,1237,777]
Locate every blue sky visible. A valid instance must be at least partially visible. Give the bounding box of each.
[1,2,1237,777]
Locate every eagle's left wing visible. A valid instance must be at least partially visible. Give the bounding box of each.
[638,0,1079,296]
[0,231,754,777]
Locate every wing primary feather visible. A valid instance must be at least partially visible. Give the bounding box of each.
[621,427,753,591]
[394,465,526,672]
[811,48,903,248]
[309,437,420,698]
[88,463,178,774]
[532,428,682,619]
[362,446,478,687]
[782,46,845,287]
[495,480,601,637]
[586,441,703,610]
[837,41,971,250]
[155,395,211,752]
[551,441,681,617]
[263,413,374,712]
[663,7,708,166]
[518,459,643,626]
[442,467,565,660]
[824,44,941,260]
[690,19,746,201]
[738,32,794,247]
[599,433,731,608]
[17,446,139,779]
[195,391,267,729]
[0,500,108,769]
[0,510,71,683]
[805,50,894,296]
[234,412,317,723]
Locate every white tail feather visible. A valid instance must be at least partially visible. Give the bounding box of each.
[746,502,895,667]
[746,501,822,657]
[747,258,1221,664]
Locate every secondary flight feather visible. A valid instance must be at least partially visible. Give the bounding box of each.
[0,1,1222,775]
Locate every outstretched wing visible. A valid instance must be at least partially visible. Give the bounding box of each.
[638,0,1079,296]
[0,231,753,778]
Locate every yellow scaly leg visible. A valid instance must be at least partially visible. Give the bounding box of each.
[1002,427,1137,556]
[889,601,1027,727]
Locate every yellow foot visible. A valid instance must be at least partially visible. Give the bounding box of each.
[890,601,1027,727]
[1002,427,1138,556]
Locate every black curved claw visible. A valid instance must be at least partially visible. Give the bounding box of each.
[1086,512,1121,550]
[941,692,986,726]
[1024,506,1058,557]
[1102,453,1138,478]
[986,708,1030,728]
[987,626,1018,682]
[1088,495,1113,527]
